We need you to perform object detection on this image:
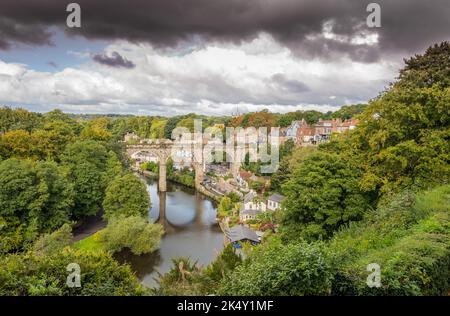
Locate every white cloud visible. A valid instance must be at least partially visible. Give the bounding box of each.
[0,33,400,115]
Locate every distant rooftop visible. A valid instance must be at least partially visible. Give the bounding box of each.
[268,193,285,203]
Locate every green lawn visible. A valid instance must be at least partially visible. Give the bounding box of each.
[72,230,105,251]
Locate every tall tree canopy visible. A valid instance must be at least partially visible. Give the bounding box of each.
[103,174,150,220]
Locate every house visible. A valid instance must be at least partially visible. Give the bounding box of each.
[124,132,139,142]
[314,118,342,141]
[340,118,359,131]
[296,119,315,145]
[243,191,267,212]
[239,208,260,222]
[237,170,252,189]
[267,194,285,211]
[225,225,260,244]
[239,190,267,222]
[295,117,360,145]
[285,120,302,141]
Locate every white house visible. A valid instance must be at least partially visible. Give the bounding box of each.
[239,208,260,222]
[267,194,285,211]
[239,191,267,223]
[243,191,267,212]
[124,132,139,142]
[285,120,302,141]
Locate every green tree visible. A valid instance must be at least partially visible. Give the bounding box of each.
[217,196,232,217]
[149,118,167,139]
[0,107,43,133]
[0,248,145,295]
[31,161,74,232]
[103,174,150,220]
[32,224,73,256]
[282,151,370,240]
[101,215,163,255]
[164,116,182,139]
[0,159,74,252]
[219,239,332,295]
[32,120,76,160]
[103,150,123,184]
[176,117,195,133]
[61,140,110,219]
[353,42,450,194]
[80,117,112,142]
[0,129,38,160]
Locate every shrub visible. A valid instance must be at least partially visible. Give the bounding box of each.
[101,215,163,255]
[32,224,73,256]
[0,247,145,296]
[219,239,333,295]
[330,185,450,295]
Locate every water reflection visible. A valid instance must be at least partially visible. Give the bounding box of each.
[116,177,224,288]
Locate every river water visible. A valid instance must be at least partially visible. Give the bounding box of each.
[115,177,224,288]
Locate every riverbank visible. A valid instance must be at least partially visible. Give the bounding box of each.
[197,184,222,203]
[71,210,107,242]
[138,169,223,202]
[117,176,224,288]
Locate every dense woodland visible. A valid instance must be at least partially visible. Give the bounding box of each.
[0,42,449,295]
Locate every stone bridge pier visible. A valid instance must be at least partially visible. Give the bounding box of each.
[193,162,204,190]
[126,141,205,192]
[158,161,167,192]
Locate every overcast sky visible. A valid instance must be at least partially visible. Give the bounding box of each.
[0,0,449,116]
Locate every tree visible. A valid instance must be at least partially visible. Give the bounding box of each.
[226,192,241,204]
[60,141,110,219]
[32,224,73,256]
[32,120,76,160]
[219,239,332,295]
[43,109,80,134]
[353,41,450,194]
[0,159,74,252]
[103,174,150,220]
[149,118,167,139]
[31,161,74,232]
[330,104,367,120]
[80,117,112,142]
[176,117,195,133]
[282,151,370,240]
[217,196,232,217]
[269,158,290,193]
[0,107,43,133]
[397,41,450,89]
[0,130,38,160]
[103,150,123,184]
[61,140,109,170]
[101,215,163,255]
[164,116,182,139]
[0,247,145,295]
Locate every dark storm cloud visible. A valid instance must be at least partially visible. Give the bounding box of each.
[0,17,53,49]
[0,0,449,60]
[92,51,135,68]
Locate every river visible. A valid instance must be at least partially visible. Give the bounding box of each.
[115,177,224,288]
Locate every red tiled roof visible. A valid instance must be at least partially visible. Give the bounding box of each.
[239,170,253,180]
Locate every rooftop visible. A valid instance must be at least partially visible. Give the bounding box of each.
[243,190,257,203]
[268,193,285,203]
[240,207,261,216]
[225,225,260,243]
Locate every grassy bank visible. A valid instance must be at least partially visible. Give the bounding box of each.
[72,231,105,251]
